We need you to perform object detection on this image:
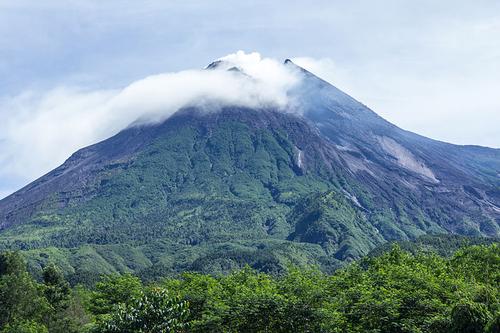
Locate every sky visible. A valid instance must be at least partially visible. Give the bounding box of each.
[0,0,499,198]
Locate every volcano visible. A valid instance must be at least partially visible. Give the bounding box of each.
[0,59,498,283]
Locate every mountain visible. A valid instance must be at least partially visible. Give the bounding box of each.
[0,60,498,283]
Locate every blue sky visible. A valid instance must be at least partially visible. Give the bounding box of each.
[1,0,499,198]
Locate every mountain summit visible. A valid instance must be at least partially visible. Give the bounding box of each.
[0,59,498,282]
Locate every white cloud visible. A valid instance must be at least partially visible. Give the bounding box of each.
[0,51,300,198]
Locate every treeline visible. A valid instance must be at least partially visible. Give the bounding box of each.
[0,244,498,332]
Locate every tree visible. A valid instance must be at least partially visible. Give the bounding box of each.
[0,252,25,276]
[89,274,143,316]
[0,252,48,329]
[450,302,492,333]
[43,264,71,310]
[42,264,80,333]
[94,287,189,333]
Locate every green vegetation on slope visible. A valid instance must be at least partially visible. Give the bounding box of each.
[369,234,500,257]
[1,243,498,332]
[0,110,498,283]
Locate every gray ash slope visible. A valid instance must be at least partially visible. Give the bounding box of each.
[0,60,498,280]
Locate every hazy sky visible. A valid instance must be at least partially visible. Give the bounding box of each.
[0,0,499,198]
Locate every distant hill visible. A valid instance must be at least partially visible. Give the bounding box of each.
[369,234,500,257]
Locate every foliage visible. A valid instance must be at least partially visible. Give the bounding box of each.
[89,274,143,316]
[0,320,48,333]
[0,252,86,333]
[94,288,189,333]
[0,252,49,329]
[0,243,498,332]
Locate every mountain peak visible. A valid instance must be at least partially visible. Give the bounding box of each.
[205,60,244,75]
[205,60,222,69]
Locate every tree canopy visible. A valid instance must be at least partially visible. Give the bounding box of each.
[0,244,498,332]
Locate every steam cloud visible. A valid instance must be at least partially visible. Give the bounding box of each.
[0,51,301,196]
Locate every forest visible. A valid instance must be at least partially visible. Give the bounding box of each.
[0,243,498,333]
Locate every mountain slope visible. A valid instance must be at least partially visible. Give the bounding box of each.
[0,60,498,282]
